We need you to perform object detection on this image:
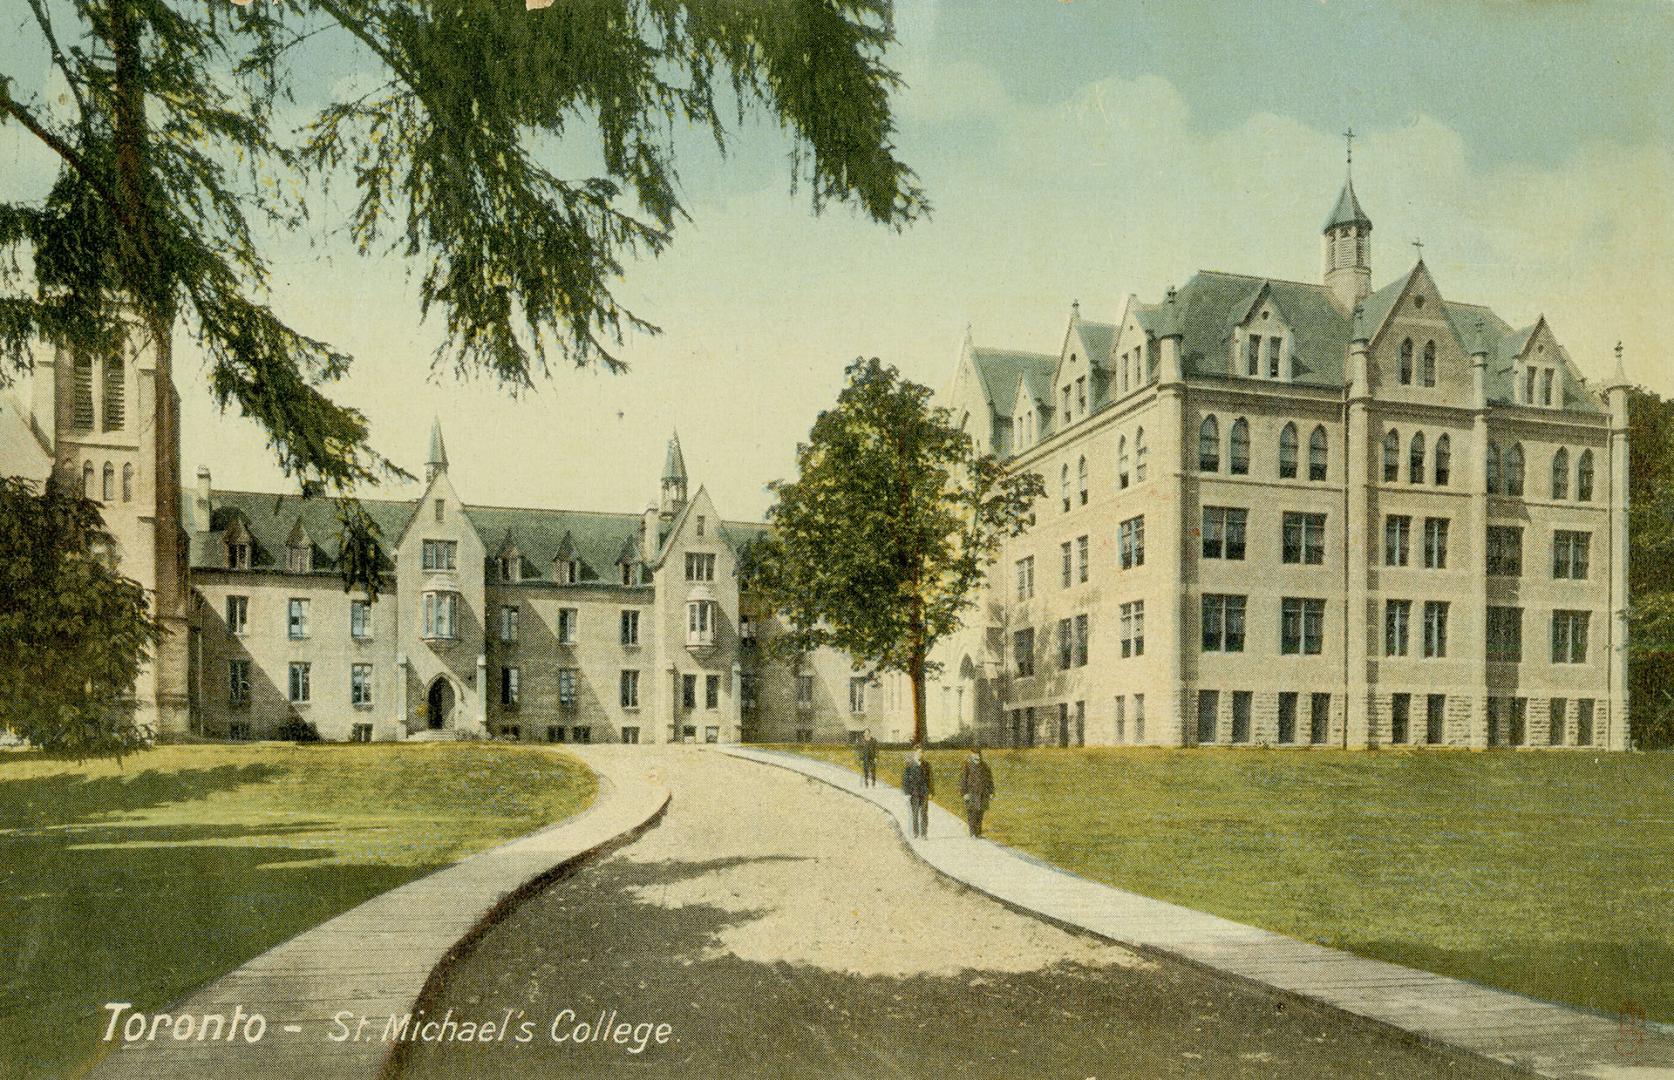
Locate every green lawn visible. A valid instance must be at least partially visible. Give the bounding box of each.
[0,743,595,1079]
[792,745,1672,1023]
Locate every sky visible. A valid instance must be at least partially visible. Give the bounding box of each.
[3,0,1671,522]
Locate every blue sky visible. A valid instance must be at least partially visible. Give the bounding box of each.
[4,0,1670,519]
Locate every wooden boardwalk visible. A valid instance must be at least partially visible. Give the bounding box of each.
[89,749,669,1080]
[723,745,1674,1080]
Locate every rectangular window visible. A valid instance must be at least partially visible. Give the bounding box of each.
[351,663,373,706]
[500,605,520,643]
[1423,518,1449,569]
[1134,694,1146,743]
[1014,627,1036,677]
[421,539,458,570]
[1246,334,1261,376]
[229,721,251,742]
[1061,541,1073,588]
[548,725,567,743]
[1076,376,1087,415]
[740,674,759,712]
[350,599,372,640]
[1058,618,1074,670]
[1196,690,1218,745]
[1391,692,1410,744]
[1426,694,1446,744]
[1268,337,1282,379]
[1202,507,1248,560]
[1115,696,1126,743]
[682,673,697,709]
[1551,610,1590,664]
[620,670,640,709]
[1201,594,1247,653]
[1486,606,1522,663]
[705,726,719,744]
[1119,516,1145,569]
[1278,691,1298,744]
[849,677,867,714]
[797,673,815,706]
[501,666,520,707]
[685,552,717,582]
[226,542,251,570]
[228,659,250,706]
[1231,690,1251,743]
[620,609,640,646]
[557,608,578,645]
[1119,601,1145,657]
[434,498,445,523]
[1384,515,1411,566]
[288,661,311,704]
[1548,697,1567,746]
[422,591,458,639]
[1384,599,1411,657]
[1282,512,1326,565]
[1077,535,1090,583]
[704,674,719,710]
[1074,614,1089,667]
[1015,556,1035,599]
[572,726,592,745]
[696,515,706,538]
[1576,699,1595,745]
[1423,601,1449,658]
[1310,692,1331,744]
[1552,531,1590,580]
[226,595,249,635]
[1487,526,1523,576]
[1541,368,1555,407]
[352,723,373,743]
[1282,598,1325,655]
[558,668,577,710]
[1488,696,1504,746]
[287,545,312,574]
[287,598,310,640]
[1509,697,1527,746]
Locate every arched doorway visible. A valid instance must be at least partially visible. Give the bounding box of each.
[427,677,455,730]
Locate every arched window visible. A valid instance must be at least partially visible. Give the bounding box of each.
[1198,416,1220,472]
[1229,418,1250,476]
[102,462,115,502]
[72,355,95,429]
[1077,456,1088,505]
[1409,433,1425,484]
[1399,338,1414,385]
[1279,422,1299,479]
[1551,448,1569,499]
[1421,341,1436,388]
[1434,435,1451,486]
[102,354,126,431]
[82,461,96,499]
[1505,443,1526,496]
[1308,425,1328,481]
[1060,464,1071,512]
[1577,449,1595,501]
[1487,441,1502,495]
[1117,436,1130,489]
[121,463,134,502]
[1134,428,1148,482]
[1382,430,1400,483]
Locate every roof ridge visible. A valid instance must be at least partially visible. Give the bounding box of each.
[213,488,416,509]
[1194,269,1334,292]
[463,502,645,519]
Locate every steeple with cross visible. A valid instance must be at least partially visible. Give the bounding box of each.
[1323,125,1373,311]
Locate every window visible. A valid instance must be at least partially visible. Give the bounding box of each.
[686,599,717,647]
[1013,628,1036,677]
[285,544,312,574]
[288,662,311,704]
[1120,601,1144,657]
[1551,448,1569,499]
[1541,368,1555,407]
[849,677,867,714]
[1487,441,1502,495]
[1399,338,1414,385]
[1133,694,1146,743]
[555,558,580,584]
[1076,376,1087,415]
[1062,386,1071,419]
[1504,443,1525,496]
[1074,614,1089,666]
[1548,698,1567,746]
[421,539,458,570]
[226,541,251,570]
[228,660,250,706]
[1384,599,1411,657]
[572,726,592,744]
[1246,334,1261,376]
[1423,518,1449,569]
[1060,464,1071,512]
[1421,341,1436,387]
[1426,694,1445,744]
[1552,531,1590,580]
[1409,432,1425,484]
[797,673,814,706]
[740,674,759,712]
[557,607,578,645]
[1577,449,1594,501]
[1077,456,1088,505]
[1115,697,1126,744]
[1231,691,1252,743]
[225,595,248,635]
[1198,416,1220,472]
[1282,512,1325,565]
[1509,698,1528,746]
[1382,430,1400,482]
[1488,696,1505,746]
[1308,426,1328,481]
[1117,436,1129,489]
[1434,435,1451,486]
[72,354,94,429]
[1134,428,1148,481]
[550,726,569,744]
[1551,611,1590,664]
[739,615,756,644]
[1423,601,1449,658]
[557,669,577,710]
[1487,607,1523,663]
[1267,336,1282,379]
[229,721,252,741]
[121,463,133,502]
[1229,418,1250,475]
[1310,693,1331,745]
[795,727,813,743]
[352,664,373,706]
[1391,693,1411,744]
[1278,692,1297,744]
[1061,542,1073,589]
[1015,556,1035,599]
[1281,598,1325,655]
[1118,516,1145,569]
[1576,699,1595,746]
[434,498,445,523]
[350,599,372,640]
[499,554,521,582]
[620,561,636,586]
[1384,515,1411,567]
[707,674,720,710]
[696,515,706,538]
[620,609,640,646]
[1058,618,1074,670]
[500,605,520,643]
[1196,690,1218,744]
[1077,535,1089,583]
[102,462,114,502]
[1202,507,1248,560]
[1278,422,1300,480]
[352,723,373,743]
[684,552,716,582]
[287,598,310,640]
[620,670,640,708]
[421,591,458,639]
[1487,526,1523,577]
[1201,594,1247,653]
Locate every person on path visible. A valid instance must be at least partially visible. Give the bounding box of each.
[959,747,995,838]
[902,746,933,839]
[857,731,879,787]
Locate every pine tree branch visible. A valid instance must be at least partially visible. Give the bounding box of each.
[0,86,113,212]
[22,0,91,125]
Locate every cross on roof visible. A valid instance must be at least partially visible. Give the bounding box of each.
[1344,127,1355,167]
[1411,237,1425,259]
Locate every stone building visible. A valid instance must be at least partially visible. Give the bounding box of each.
[929,172,1631,750]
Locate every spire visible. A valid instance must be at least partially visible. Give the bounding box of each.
[1324,178,1372,232]
[660,431,688,520]
[1322,129,1373,311]
[425,417,448,483]
[663,430,687,484]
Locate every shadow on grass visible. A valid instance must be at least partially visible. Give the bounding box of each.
[0,763,282,830]
[397,854,1519,1080]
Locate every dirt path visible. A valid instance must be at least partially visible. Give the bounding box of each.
[395,747,1514,1079]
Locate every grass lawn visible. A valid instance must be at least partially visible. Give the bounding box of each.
[791,745,1672,1024]
[0,742,595,1079]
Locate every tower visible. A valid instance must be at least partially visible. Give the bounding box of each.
[1322,130,1373,311]
[660,431,688,520]
[425,416,448,482]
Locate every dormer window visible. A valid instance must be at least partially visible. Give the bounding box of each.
[1541,368,1555,407]
[499,554,521,582]
[556,558,579,584]
[1522,367,1536,404]
[226,542,251,570]
[286,544,312,574]
[620,561,636,586]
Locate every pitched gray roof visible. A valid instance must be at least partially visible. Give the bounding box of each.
[465,504,645,583]
[1074,320,1116,366]
[969,347,1057,415]
[190,490,417,573]
[1174,271,1351,388]
[663,434,687,483]
[1324,178,1372,230]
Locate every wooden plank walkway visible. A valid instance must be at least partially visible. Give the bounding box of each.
[89,748,670,1080]
[723,746,1674,1080]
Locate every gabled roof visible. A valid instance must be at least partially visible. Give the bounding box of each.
[191,491,417,572]
[969,347,1057,416]
[1172,271,1351,387]
[1073,320,1116,367]
[464,505,642,583]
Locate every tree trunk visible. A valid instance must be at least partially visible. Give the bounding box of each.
[909,650,926,747]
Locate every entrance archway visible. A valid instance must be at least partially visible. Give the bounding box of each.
[427,677,455,730]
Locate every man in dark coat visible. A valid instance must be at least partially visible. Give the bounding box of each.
[960,747,995,837]
[901,746,933,838]
[857,731,878,787]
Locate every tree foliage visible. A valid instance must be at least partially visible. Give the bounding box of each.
[0,476,163,758]
[748,357,1043,745]
[1627,385,1674,748]
[1,0,927,595]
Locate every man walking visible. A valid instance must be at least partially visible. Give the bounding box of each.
[902,746,933,839]
[960,747,995,838]
[857,731,879,787]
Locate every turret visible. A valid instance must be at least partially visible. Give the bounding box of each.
[425,417,448,483]
[1322,131,1373,312]
[660,431,688,520]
